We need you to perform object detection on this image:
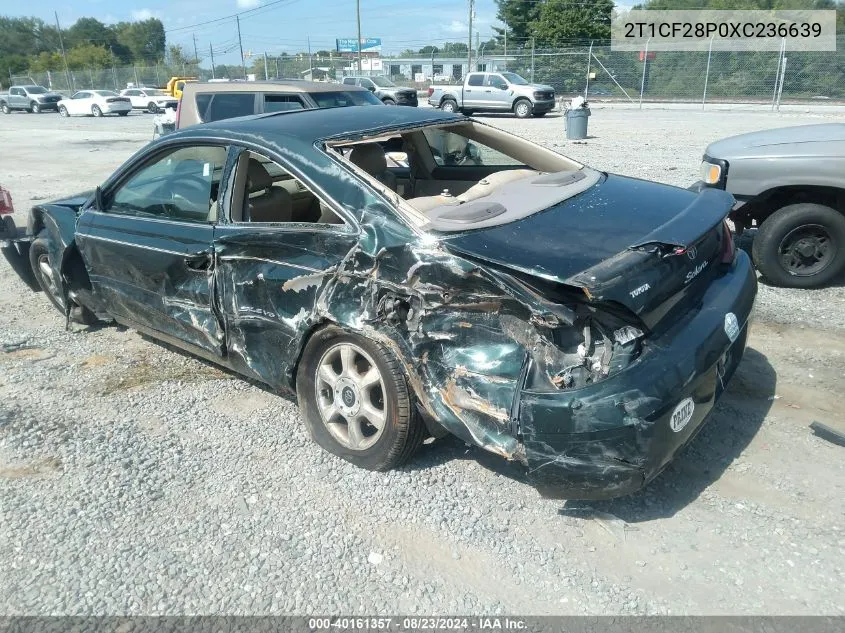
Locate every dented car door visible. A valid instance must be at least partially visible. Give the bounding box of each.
[75,144,229,355]
[212,147,358,388]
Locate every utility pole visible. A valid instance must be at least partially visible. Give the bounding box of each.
[467,0,474,74]
[54,11,72,92]
[504,30,507,71]
[263,51,269,80]
[308,36,313,78]
[236,15,246,78]
[530,37,535,81]
[109,45,118,90]
[192,33,199,71]
[209,43,216,79]
[356,0,363,73]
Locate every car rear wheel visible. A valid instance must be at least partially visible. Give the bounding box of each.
[58,105,69,117]
[752,203,845,288]
[91,105,102,117]
[147,102,159,114]
[29,232,96,323]
[297,326,424,471]
[440,99,458,113]
[513,99,533,118]
[1,103,10,114]
[382,98,396,105]
[31,102,41,114]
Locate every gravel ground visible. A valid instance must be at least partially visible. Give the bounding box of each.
[1,107,844,616]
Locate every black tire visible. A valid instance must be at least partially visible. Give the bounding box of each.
[30,102,41,114]
[513,98,533,118]
[58,105,68,117]
[92,105,102,117]
[440,99,458,114]
[1,102,10,114]
[296,326,424,471]
[382,98,396,106]
[147,102,158,114]
[29,232,96,323]
[752,203,845,288]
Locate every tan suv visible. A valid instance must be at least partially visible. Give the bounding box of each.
[176,80,382,128]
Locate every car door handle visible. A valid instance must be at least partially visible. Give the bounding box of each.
[484,90,491,93]
[184,250,212,271]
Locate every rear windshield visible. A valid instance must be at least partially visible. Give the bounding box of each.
[94,90,119,97]
[312,90,382,109]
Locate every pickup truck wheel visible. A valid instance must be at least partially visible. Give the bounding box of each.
[382,98,396,106]
[58,105,68,117]
[752,203,845,288]
[91,105,103,117]
[297,326,424,471]
[1,103,9,114]
[514,98,533,118]
[147,102,159,114]
[30,102,41,114]
[440,99,458,113]
[29,233,96,324]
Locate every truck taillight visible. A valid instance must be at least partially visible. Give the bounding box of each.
[721,220,736,264]
[427,87,434,97]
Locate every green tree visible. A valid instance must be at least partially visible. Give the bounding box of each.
[114,19,165,63]
[66,43,111,69]
[495,0,541,42]
[533,0,615,46]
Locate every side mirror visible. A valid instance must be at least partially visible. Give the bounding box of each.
[367,86,376,92]
[498,83,508,90]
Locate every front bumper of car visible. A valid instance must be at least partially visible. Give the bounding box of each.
[518,250,757,499]
[531,98,556,113]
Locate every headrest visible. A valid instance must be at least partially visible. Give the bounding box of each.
[349,143,387,176]
[247,158,273,192]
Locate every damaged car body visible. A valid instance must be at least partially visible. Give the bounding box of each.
[16,106,757,499]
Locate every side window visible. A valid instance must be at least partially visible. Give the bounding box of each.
[422,129,524,168]
[467,74,484,87]
[230,150,343,225]
[108,145,228,224]
[263,94,305,112]
[199,93,256,122]
[361,79,375,89]
[342,77,356,85]
[73,92,88,99]
[485,74,506,88]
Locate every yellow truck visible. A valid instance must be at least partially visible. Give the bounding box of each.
[165,76,197,99]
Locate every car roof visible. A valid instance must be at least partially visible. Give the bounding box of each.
[187,105,462,142]
[182,80,370,95]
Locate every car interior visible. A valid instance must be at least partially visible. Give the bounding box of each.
[328,121,595,230]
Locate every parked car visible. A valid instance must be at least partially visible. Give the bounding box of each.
[57,90,132,117]
[428,71,555,118]
[697,123,845,288]
[0,85,63,113]
[342,76,418,106]
[176,80,382,128]
[8,106,755,499]
[120,87,178,113]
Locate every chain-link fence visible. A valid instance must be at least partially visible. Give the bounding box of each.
[7,35,845,107]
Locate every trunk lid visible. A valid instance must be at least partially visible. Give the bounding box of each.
[442,174,735,329]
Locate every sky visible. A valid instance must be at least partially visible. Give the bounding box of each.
[1,0,636,65]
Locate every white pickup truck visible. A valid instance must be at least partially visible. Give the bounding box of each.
[427,71,555,118]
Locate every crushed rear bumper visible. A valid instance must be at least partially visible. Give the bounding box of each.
[517,250,757,499]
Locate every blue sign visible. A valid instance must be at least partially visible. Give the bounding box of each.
[336,38,382,53]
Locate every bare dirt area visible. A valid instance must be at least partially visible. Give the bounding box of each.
[0,107,843,615]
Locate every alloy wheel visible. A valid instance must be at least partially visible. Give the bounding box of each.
[314,342,387,451]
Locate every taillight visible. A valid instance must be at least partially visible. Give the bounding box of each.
[427,87,434,97]
[721,220,736,264]
[175,97,182,128]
